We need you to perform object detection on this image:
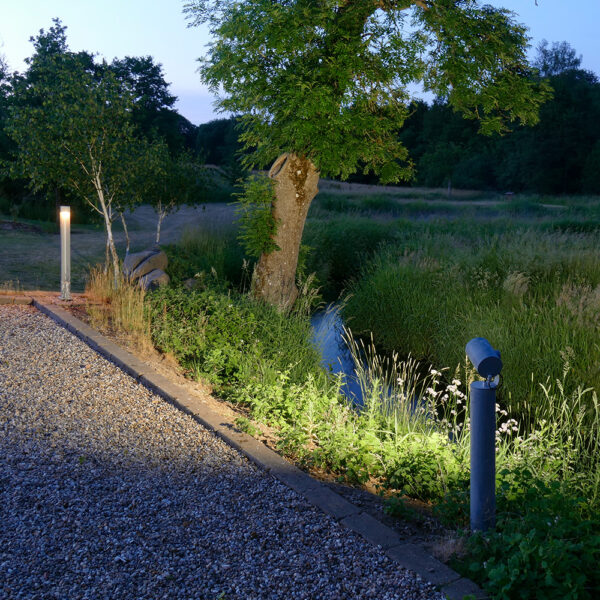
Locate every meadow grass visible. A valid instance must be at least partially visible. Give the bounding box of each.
[342,226,600,412]
[162,222,247,287]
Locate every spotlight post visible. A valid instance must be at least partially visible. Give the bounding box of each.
[466,337,503,532]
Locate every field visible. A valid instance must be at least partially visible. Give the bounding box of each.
[0,203,237,292]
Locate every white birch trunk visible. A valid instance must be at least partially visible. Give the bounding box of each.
[92,167,120,281]
[119,211,131,256]
[156,200,166,245]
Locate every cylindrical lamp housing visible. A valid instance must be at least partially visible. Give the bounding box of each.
[470,380,496,531]
[59,206,71,300]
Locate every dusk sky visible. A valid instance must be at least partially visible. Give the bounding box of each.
[1,0,598,125]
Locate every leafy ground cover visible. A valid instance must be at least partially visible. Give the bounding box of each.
[141,272,600,600]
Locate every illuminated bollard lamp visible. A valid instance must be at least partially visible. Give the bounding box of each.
[59,206,72,301]
[466,337,503,532]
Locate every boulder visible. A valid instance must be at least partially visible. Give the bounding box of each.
[123,247,168,281]
[131,251,168,280]
[139,269,170,291]
[123,249,157,276]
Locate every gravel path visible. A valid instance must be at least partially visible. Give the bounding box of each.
[0,306,444,600]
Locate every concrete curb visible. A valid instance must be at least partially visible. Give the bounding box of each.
[31,298,487,600]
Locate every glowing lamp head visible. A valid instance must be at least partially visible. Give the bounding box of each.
[60,206,71,221]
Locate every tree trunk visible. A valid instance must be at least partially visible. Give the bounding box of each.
[251,153,319,311]
[156,201,165,245]
[93,169,120,280]
[104,235,110,274]
[119,211,130,256]
[97,191,120,280]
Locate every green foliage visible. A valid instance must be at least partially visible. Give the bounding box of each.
[2,19,200,234]
[0,192,99,225]
[533,40,582,78]
[143,274,468,490]
[234,416,260,437]
[5,21,165,268]
[109,55,198,153]
[143,146,207,241]
[395,41,600,194]
[146,284,322,387]
[235,175,279,259]
[385,433,464,501]
[343,225,600,411]
[196,117,246,172]
[302,215,398,299]
[454,470,600,600]
[186,0,547,183]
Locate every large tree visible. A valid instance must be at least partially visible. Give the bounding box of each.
[186,0,550,310]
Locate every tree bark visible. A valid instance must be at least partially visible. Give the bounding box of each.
[251,153,319,312]
[97,191,119,279]
[92,168,120,280]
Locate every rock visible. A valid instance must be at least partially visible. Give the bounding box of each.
[124,247,168,282]
[123,249,157,276]
[132,252,168,280]
[139,269,170,291]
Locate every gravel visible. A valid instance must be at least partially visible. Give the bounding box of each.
[0,305,444,600]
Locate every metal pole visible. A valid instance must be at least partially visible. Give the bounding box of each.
[470,380,496,531]
[59,206,71,300]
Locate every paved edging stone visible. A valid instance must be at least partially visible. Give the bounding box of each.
[32,298,487,600]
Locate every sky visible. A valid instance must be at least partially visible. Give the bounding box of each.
[1,0,599,126]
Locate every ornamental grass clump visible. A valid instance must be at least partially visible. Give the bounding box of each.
[85,264,152,353]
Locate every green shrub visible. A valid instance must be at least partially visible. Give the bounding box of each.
[454,470,600,600]
[303,216,398,299]
[234,175,279,259]
[163,225,247,287]
[147,285,322,388]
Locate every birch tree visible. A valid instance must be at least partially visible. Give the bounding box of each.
[8,26,155,275]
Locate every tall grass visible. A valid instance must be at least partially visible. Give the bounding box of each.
[163,223,247,288]
[344,228,600,408]
[85,265,152,353]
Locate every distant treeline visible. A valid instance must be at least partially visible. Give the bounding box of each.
[3,34,599,210]
[196,42,600,195]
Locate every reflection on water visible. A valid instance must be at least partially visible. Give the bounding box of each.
[311,305,425,420]
[310,305,364,404]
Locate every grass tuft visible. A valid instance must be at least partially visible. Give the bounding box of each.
[85,265,152,353]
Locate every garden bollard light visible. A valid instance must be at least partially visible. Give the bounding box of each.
[59,206,71,300]
[466,337,503,532]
